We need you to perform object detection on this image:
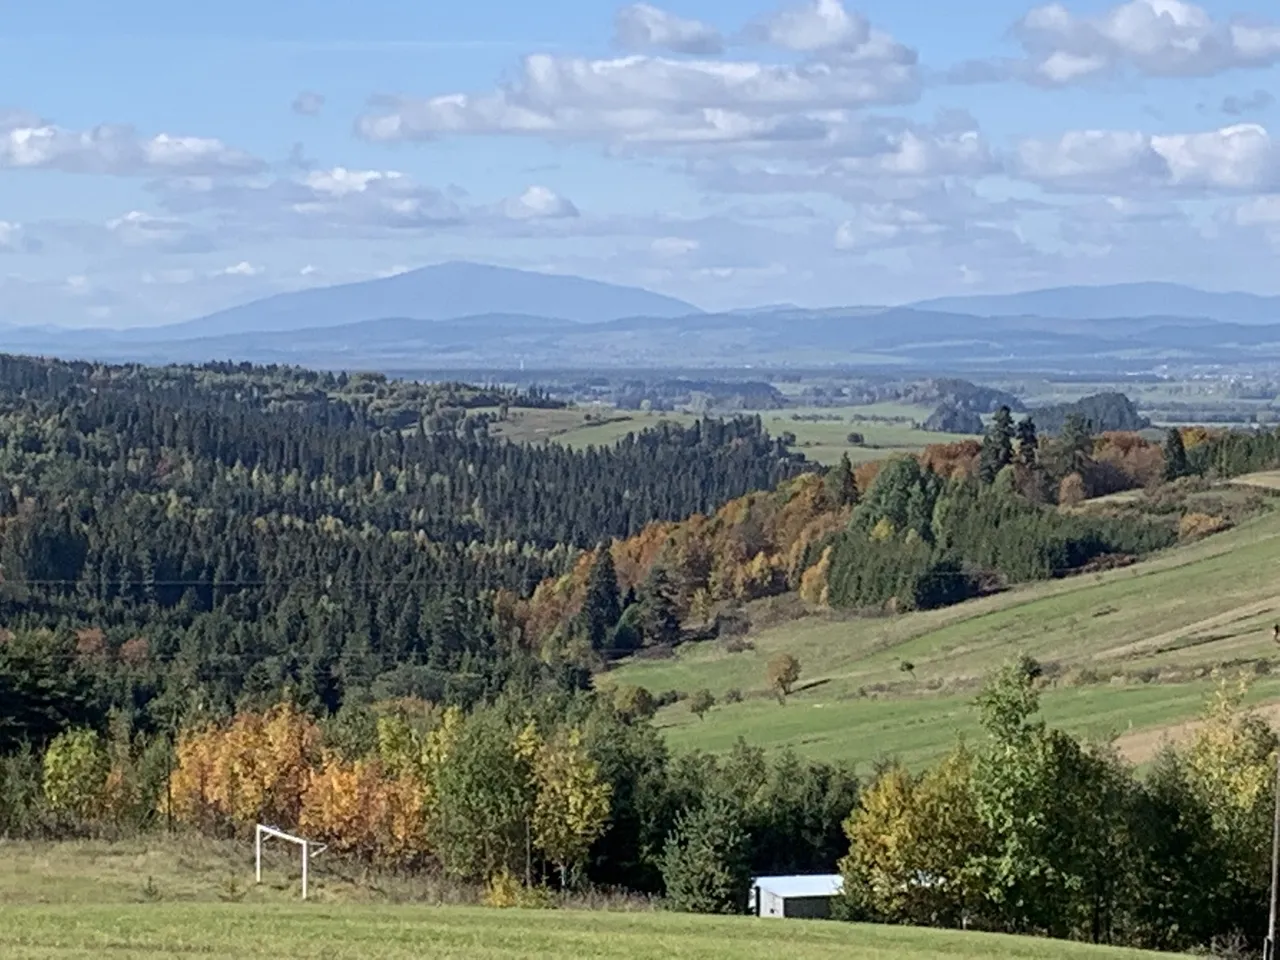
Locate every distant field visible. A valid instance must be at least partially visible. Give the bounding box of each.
[491,403,945,466]
[0,840,1167,960]
[605,502,1280,769]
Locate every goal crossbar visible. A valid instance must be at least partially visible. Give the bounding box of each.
[255,824,328,900]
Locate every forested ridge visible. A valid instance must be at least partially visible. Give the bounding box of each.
[0,354,806,730]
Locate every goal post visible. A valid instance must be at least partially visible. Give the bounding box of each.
[255,824,327,900]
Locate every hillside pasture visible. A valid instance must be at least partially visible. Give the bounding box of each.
[604,504,1280,769]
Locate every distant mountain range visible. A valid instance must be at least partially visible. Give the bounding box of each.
[912,282,1280,324]
[3,265,1280,373]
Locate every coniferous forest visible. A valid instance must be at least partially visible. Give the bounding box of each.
[6,357,1280,954]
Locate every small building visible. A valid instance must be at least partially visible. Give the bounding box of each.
[749,874,843,919]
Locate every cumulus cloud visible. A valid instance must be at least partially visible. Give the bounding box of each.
[357,48,918,148]
[292,91,326,116]
[752,0,871,53]
[980,0,1280,86]
[0,111,262,176]
[501,186,579,220]
[614,4,723,55]
[1015,123,1279,193]
[149,166,583,240]
[357,3,919,150]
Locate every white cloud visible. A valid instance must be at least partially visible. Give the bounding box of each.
[0,221,29,252]
[149,167,583,240]
[214,261,264,278]
[1008,0,1280,85]
[501,186,580,220]
[153,166,468,235]
[106,210,196,247]
[356,10,920,150]
[0,112,262,176]
[1015,123,1279,192]
[292,91,326,116]
[614,4,723,55]
[754,0,870,53]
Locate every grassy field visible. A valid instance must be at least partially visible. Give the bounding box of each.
[0,905,1171,959]
[491,404,940,465]
[604,490,1280,770]
[0,840,1167,960]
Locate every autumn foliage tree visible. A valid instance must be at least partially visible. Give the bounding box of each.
[167,701,322,832]
[767,653,801,702]
[529,727,611,888]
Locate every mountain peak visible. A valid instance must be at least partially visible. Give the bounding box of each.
[148,261,703,341]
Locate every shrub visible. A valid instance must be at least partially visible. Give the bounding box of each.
[1179,512,1231,540]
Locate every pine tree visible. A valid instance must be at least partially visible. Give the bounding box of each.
[979,406,1016,484]
[581,546,622,651]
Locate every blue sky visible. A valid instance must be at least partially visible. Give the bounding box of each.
[3,0,1280,326]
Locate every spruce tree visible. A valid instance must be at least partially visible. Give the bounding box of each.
[824,453,859,507]
[1163,427,1189,481]
[979,406,1016,484]
[1015,417,1039,469]
[639,565,681,647]
[581,546,622,651]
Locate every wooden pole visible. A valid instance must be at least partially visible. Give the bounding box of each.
[1267,753,1280,960]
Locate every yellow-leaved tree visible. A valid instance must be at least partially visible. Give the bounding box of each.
[1181,675,1277,892]
[530,726,612,889]
[839,746,986,927]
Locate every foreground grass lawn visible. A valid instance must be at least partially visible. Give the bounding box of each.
[0,904,1171,960]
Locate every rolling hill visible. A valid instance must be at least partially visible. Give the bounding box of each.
[603,479,1280,771]
[914,282,1280,324]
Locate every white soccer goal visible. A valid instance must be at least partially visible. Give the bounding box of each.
[255,824,328,900]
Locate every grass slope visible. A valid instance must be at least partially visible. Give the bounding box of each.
[0,840,1164,960]
[607,492,1280,769]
